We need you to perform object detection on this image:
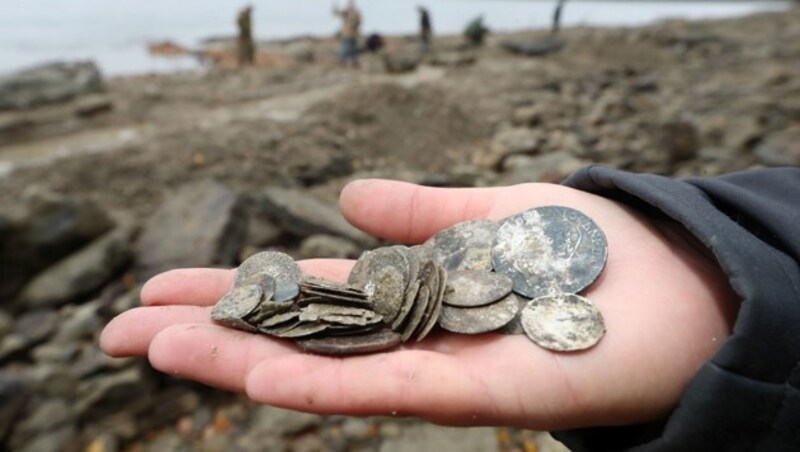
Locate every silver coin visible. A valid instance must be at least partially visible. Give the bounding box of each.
[391,279,420,331]
[349,247,410,290]
[494,293,528,335]
[426,219,499,271]
[297,329,403,355]
[492,206,607,299]
[366,266,405,323]
[412,262,442,341]
[210,284,265,332]
[443,270,514,308]
[269,322,329,339]
[437,292,519,334]
[520,293,605,352]
[235,251,303,302]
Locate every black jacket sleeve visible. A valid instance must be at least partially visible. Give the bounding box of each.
[552,166,800,452]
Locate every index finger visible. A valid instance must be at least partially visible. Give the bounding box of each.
[141,259,354,307]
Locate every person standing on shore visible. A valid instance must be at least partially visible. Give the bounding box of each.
[333,0,362,68]
[418,6,433,53]
[551,0,567,38]
[237,5,255,67]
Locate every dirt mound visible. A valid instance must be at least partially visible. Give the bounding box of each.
[305,83,490,173]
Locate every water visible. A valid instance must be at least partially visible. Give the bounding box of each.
[0,0,789,76]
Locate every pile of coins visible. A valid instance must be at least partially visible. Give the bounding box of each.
[212,205,608,355]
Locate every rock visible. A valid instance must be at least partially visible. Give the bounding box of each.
[27,363,81,398]
[0,189,114,302]
[136,180,247,279]
[76,366,156,421]
[511,105,543,127]
[428,51,476,67]
[84,434,120,452]
[754,126,800,166]
[0,61,104,110]
[0,373,32,445]
[657,121,701,162]
[0,310,12,339]
[145,432,190,452]
[501,39,565,57]
[382,53,420,74]
[255,188,376,247]
[18,425,76,452]
[53,301,103,342]
[499,151,590,184]
[491,127,544,157]
[9,398,76,450]
[299,234,361,259]
[0,309,60,360]
[379,423,498,452]
[107,286,142,317]
[249,405,321,435]
[18,227,133,309]
[73,94,113,118]
[31,341,80,363]
[244,208,284,249]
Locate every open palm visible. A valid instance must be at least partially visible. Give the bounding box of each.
[101,179,737,431]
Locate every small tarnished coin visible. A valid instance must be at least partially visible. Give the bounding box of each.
[413,264,447,342]
[438,292,520,334]
[495,293,528,335]
[412,262,442,341]
[400,262,436,341]
[443,270,514,308]
[211,284,266,332]
[492,206,607,299]
[349,246,411,291]
[268,322,329,339]
[426,220,499,271]
[521,293,605,352]
[391,279,420,330]
[235,251,303,302]
[258,310,301,329]
[297,329,403,355]
[366,266,405,323]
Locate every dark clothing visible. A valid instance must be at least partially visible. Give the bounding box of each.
[554,166,800,451]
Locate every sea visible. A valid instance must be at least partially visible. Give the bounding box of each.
[0,0,791,76]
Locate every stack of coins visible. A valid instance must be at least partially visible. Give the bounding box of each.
[212,205,608,355]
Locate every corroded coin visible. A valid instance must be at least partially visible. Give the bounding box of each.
[366,266,405,322]
[412,262,443,341]
[426,219,499,271]
[349,247,410,291]
[492,206,607,299]
[297,329,403,355]
[211,284,266,332]
[391,279,420,330]
[443,270,513,308]
[495,293,528,335]
[235,251,303,302]
[438,292,519,334]
[520,293,605,351]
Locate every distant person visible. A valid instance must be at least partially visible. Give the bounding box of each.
[551,0,567,38]
[237,5,255,67]
[333,0,362,68]
[418,6,433,53]
[464,16,489,47]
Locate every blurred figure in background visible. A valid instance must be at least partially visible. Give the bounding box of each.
[333,0,362,68]
[551,0,567,37]
[464,15,489,47]
[237,5,255,67]
[418,6,433,53]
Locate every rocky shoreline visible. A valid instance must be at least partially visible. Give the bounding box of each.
[1,8,799,451]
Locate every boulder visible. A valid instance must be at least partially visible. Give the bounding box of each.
[754,126,800,166]
[18,227,133,309]
[255,188,376,247]
[135,180,247,279]
[0,189,114,302]
[382,53,420,74]
[0,61,104,111]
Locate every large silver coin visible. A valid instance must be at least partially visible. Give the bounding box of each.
[426,220,499,271]
[443,270,514,308]
[521,293,605,352]
[235,251,303,302]
[438,293,519,334]
[349,247,410,290]
[492,206,607,299]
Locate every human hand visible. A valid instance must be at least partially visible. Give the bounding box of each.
[100,179,737,430]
